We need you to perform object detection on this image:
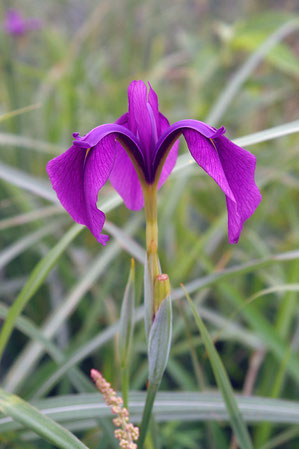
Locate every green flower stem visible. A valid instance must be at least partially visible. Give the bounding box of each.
[138,382,159,449]
[143,184,158,252]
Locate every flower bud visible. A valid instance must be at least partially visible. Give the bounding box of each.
[148,275,172,385]
[153,273,170,314]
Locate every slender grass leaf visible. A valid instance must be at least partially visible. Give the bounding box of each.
[0,205,62,231]
[4,218,142,393]
[0,389,89,449]
[1,392,299,434]
[206,19,299,125]
[0,220,65,270]
[0,303,94,394]
[0,223,82,363]
[25,248,299,397]
[0,103,41,123]
[183,288,253,449]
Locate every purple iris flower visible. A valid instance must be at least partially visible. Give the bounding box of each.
[4,9,40,36]
[47,80,261,245]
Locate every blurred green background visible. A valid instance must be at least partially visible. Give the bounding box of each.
[0,0,298,448]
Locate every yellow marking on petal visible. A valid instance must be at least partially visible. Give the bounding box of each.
[210,138,217,150]
[84,147,91,161]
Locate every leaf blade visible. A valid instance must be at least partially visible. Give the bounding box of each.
[0,389,89,449]
[183,288,253,449]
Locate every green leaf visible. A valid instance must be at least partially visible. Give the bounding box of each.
[183,288,253,449]
[0,220,64,270]
[0,103,42,123]
[119,258,136,367]
[6,218,142,395]
[206,18,299,125]
[0,389,89,449]
[0,223,82,363]
[1,392,299,435]
[0,131,63,153]
[119,258,136,408]
[0,303,93,394]
[29,248,299,397]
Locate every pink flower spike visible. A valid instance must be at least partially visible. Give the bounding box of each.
[91,369,139,449]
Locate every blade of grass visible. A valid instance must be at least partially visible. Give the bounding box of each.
[0,389,89,449]
[172,249,299,301]
[0,303,94,394]
[0,131,63,153]
[182,286,253,449]
[1,392,299,433]
[29,248,299,396]
[206,19,299,125]
[0,223,82,364]
[0,219,65,270]
[0,205,62,231]
[4,218,142,393]
[0,103,41,123]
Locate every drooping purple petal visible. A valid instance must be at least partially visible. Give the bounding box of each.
[83,136,116,243]
[153,119,261,243]
[48,121,146,244]
[47,145,87,228]
[47,139,114,245]
[153,119,226,175]
[183,129,234,200]
[213,136,262,243]
[72,123,146,181]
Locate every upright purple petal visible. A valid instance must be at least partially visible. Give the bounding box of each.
[128,81,152,156]
[214,136,262,243]
[148,82,161,137]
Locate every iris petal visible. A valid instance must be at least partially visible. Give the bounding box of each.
[154,119,261,243]
[83,136,115,244]
[107,113,144,210]
[72,123,145,176]
[109,140,144,211]
[157,113,179,189]
[214,136,262,243]
[47,141,113,245]
[47,123,146,244]
[128,81,152,155]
